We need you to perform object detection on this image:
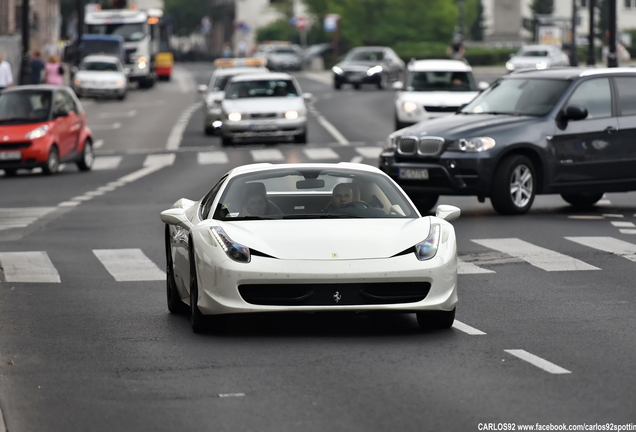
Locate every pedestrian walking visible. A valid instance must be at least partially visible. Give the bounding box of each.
[30,51,45,84]
[0,53,14,90]
[43,54,64,85]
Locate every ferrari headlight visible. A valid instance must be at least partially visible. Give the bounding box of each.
[228,112,242,122]
[505,61,515,71]
[25,125,50,139]
[332,66,344,75]
[402,101,418,113]
[448,137,496,152]
[367,65,383,76]
[285,110,299,120]
[210,227,250,263]
[414,223,440,261]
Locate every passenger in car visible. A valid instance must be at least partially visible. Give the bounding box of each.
[240,183,274,216]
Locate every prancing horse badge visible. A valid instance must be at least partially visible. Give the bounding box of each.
[333,291,341,303]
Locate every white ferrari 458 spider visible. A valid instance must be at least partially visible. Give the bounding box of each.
[160,163,460,333]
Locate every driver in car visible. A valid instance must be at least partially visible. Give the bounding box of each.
[331,183,354,209]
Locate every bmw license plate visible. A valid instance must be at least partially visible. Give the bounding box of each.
[399,168,429,180]
[250,123,277,131]
[0,151,21,161]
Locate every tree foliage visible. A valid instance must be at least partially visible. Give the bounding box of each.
[302,0,458,48]
[164,0,221,36]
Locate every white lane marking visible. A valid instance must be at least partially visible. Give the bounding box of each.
[198,151,229,165]
[349,156,363,163]
[98,110,137,119]
[0,208,57,230]
[58,201,81,207]
[92,156,122,170]
[598,199,611,205]
[93,139,104,149]
[0,402,5,432]
[144,153,176,167]
[472,238,599,271]
[355,146,383,159]
[250,148,285,162]
[93,249,165,281]
[603,214,623,218]
[218,393,245,398]
[0,251,61,283]
[303,148,339,160]
[567,215,605,220]
[504,349,571,374]
[452,320,486,335]
[172,67,196,93]
[611,221,635,228]
[457,258,495,274]
[620,229,636,234]
[166,101,203,150]
[316,115,349,145]
[301,72,331,85]
[566,236,636,262]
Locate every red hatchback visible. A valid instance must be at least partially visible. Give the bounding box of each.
[0,85,94,176]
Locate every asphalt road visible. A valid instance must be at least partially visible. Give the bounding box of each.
[0,63,635,432]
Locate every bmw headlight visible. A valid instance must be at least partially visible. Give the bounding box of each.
[210,227,250,263]
[402,101,418,113]
[228,112,242,122]
[332,66,344,75]
[414,224,441,261]
[448,137,496,152]
[25,125,50,139]
[285,110,299,120]
[367,65,383,76]
[505,61,515,71]
[384,132,399,151]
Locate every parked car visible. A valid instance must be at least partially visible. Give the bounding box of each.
[259,44,303,72]
[160,162,460,333]
[505,44,570,73]
[0,86,93,176]
[393,59,489,130]
[73,55,128,100]
[332,46,405,90]
[219,72,312,145]
[198,57,269,136]
[379,67,636,215]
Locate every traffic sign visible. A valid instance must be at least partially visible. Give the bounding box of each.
[295,16,307,30]
[324,14,340,32]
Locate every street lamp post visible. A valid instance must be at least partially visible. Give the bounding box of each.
[19,0,31,85]
[75,0,84,66]
[607,0,617,67]
[586,0,596,66]
[571,0,578,66]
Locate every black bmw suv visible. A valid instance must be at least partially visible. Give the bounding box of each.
[379,67,636,215]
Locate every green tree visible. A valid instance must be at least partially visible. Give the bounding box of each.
[469,0,485,41]
[530,0,554,41]
[163,0,221,36]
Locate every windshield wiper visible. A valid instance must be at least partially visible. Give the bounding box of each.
[478,111,524,116]
[282,214,359,219]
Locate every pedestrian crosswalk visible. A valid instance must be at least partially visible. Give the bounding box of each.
[2,236,636,283]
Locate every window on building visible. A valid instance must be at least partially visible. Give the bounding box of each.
[626,0,633,10]
[580,0,587,7]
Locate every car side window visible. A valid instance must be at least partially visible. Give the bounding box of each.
[53,91,68,114]
[200,175,228,219]
[62,90,78,114]
[567,78,612,119]
[614,77,636,116]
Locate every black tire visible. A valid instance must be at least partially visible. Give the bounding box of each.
[294,130,307,144]
[166,226,188,315]
[334,80,341,90]
[117,92,127,101]
[353,83,361,90]
[42,146,60,175]
[490,154,536,215]
[204,126,216,136]
[411,194,439,214]
[221,136,233,146]
[76,139,94,172]
[560,192,604,208]
[416,308,456,330]
[3,168,17,177]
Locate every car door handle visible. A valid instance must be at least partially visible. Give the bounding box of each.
[604,126,617,134]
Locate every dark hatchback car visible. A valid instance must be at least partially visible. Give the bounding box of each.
[332,46,405,90]
[379,68,636,215]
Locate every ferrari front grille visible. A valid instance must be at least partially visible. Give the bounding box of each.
[238,282,431,306]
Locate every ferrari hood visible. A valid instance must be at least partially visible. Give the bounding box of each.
[217,218,432,260]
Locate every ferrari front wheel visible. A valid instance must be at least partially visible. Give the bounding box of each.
[416,308,455,330]
[189,240,225,333]
[165,226,187,314]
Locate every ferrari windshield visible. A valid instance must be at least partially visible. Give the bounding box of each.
[212,168,418,220]
[0,90,52,123]
[460,78,570,116]
[406,71,476,92]
[225,79,299,99]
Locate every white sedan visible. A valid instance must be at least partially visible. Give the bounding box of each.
[505,44,571,73]
[160,163,460,333]
[73,54,128,100]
